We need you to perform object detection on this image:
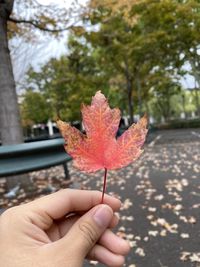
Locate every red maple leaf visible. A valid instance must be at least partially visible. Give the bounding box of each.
[57,91,148,202]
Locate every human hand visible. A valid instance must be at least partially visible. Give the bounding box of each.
[0,189,130,267]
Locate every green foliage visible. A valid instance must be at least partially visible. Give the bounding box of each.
[20,90,52,126]
[85,0,200,121]
[148,71,181,119]
[24,36,113,122]
[22,0,200,125]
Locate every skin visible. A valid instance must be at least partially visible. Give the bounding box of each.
[0,189,130,267]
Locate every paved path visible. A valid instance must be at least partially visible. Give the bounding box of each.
[79,129,200,267]
[0,129,199,266]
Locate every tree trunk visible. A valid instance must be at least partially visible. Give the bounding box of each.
[136,73,142,117]
[144,100,149,116]
[182,94,187,119]
[0,2,33,191]
[194,88,200,117]
[127,78,134,125]
[124,61,134,125]
[0,1,23,145]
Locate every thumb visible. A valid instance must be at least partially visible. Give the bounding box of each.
[64,204,113,259]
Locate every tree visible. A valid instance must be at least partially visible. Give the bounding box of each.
[0,0,83,191]
[148,71,181,121]
[24,35,111,122]
[0,0,81,145]
[85,0,200,121]
[81,2,168,123]
[80,11,146,123]
[20,90,52,125]
[130,0,200,117]
[0,1,23,145]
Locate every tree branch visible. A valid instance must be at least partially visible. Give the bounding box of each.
[8,17,74,32]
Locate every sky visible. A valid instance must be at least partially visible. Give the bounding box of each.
[12,0,88,90]
[37,0,78,7]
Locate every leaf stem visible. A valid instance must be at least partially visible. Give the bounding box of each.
[101,168,107,204]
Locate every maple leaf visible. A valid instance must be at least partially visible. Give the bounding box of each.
[57,91,148,202]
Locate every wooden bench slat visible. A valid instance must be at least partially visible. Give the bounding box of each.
[0,153,71,177]
[0,138,72,179]
[0,138,65,156]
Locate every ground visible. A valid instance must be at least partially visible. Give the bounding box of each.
[0,128,200,267]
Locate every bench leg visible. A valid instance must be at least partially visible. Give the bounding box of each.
[63,163,70,179]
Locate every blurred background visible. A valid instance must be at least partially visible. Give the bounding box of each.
[1,0,200,144]
[0,1,200,266]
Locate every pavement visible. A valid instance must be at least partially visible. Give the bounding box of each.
[0,128,200,267]
[81,129,200,267]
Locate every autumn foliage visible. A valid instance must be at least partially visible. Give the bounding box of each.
[57,91,148,172]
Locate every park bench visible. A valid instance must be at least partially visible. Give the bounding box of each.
[0,138,72,179]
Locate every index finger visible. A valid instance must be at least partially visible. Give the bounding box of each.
[27,189,121,220]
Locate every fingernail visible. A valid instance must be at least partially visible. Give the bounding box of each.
[93,205,113,228]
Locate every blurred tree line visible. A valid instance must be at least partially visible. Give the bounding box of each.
[18,0,200,130]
